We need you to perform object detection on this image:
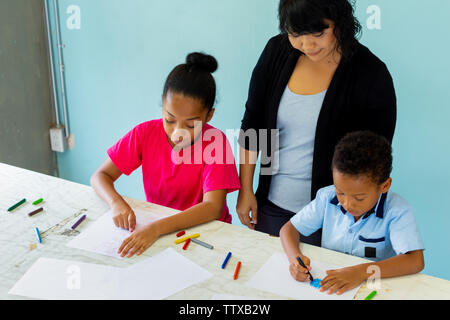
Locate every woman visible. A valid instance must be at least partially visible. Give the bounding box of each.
[237,0,396,245]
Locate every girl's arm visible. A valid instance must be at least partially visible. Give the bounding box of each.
[153,189,227,235]
[90,158,136,230]
[118,189,227,257]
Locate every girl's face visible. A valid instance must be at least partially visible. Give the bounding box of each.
[162,91,214,150]
[332,169,392,222]
[288,19,340,64]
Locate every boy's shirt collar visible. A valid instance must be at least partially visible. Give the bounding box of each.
[329,192,388,219]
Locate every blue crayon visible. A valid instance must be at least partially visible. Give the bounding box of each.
[221,252,232,269]
[35,227,42,243]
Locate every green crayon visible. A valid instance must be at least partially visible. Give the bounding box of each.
[8,198,26,212]
[32,198,43,205]
[364,290,377,300]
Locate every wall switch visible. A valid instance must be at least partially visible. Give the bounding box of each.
[50,126,65,152]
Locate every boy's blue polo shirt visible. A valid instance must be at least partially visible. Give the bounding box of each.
[290,185,424,261]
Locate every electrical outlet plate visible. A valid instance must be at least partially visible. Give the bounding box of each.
[50,126,65,152]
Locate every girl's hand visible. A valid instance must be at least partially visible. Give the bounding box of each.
[289,254,312,282]
[117,224,159,258]
[319,265,366,295]
[111,199,136,231]
[236,189,258,229]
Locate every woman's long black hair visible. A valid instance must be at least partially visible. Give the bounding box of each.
[278,0,362,60]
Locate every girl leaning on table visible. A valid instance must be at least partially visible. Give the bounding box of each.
[90,52,241,258]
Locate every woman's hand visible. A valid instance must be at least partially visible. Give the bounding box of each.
[319,264,366,295]
[236,189,258,229]
[111,199,136,231]
[289,254,312,282]
[117,224,159,258]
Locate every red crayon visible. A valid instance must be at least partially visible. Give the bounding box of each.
[233,261,242,280]
[176,230,186,237]
[182,238,191,250]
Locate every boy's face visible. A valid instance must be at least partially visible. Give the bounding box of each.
[332,169,392,221]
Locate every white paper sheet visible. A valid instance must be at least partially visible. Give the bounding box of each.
[116,247,213,300]
[8,257,122,299]
[9,248,212,300]
[67,209,164,259]
[245,253,361,300]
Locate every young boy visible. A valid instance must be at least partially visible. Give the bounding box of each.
[280,131,424,295]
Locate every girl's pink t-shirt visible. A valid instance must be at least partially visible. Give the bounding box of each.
[107,119,241,223]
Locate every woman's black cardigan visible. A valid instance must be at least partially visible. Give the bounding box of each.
[238,34,396,246]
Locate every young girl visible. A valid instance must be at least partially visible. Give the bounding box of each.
[90,52,241,258]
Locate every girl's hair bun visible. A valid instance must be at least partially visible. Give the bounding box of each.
[186,52,218,73]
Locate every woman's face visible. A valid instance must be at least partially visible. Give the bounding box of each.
[288,19,340,63]
[162,91,213,150]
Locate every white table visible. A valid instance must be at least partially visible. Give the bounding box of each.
[1,162,449,300]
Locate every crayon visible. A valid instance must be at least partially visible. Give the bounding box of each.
[28,207,44,217]
[182,238,191,250]
[71,214,86,230]
[233,261,242,280]
[32,198,43,205]
[221,252,232,269]
[364,290,377,300]
[174,233,200,245]
[7,198,26,212]
[191,238,213,249]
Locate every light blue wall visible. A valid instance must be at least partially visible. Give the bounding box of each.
[46,0,450,280]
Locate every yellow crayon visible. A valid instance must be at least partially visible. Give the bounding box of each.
[174,233,200,245]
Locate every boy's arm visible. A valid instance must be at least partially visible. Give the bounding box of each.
[320,250,425,295]
[280,221,303,262]
[280,221,313,282]
[357,249,424,280]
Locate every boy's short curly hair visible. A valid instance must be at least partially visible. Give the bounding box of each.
[332,131,393,184]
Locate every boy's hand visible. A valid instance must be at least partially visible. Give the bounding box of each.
[117,224,159,258]
[320,265,366,295]
[289,255,312,282]
[111,199,136,231]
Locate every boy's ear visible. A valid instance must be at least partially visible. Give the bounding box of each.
[206,108,215,123]
[380,177,392,193]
